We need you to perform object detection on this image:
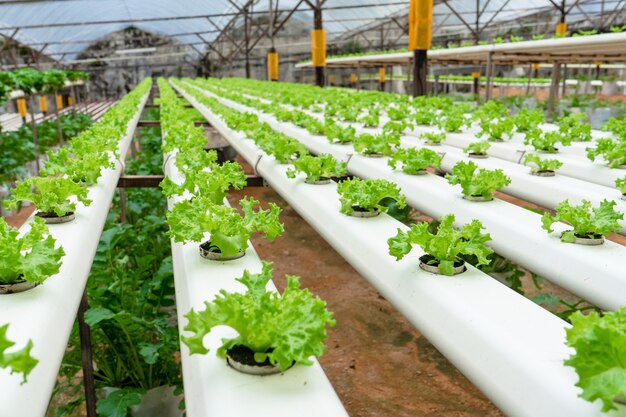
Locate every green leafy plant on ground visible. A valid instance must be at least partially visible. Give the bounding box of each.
[523,153,563,174]
[564,307,626,412]
[541,199,623,242]
[4,176,91,217]
[337,178,406,215]
[387,214,493,276]
[0,217,65,285]
[0,324,38,383]
[286,153,347,183]
[445,160,511,200]
[388,147,441,174]
[182,262,336,371]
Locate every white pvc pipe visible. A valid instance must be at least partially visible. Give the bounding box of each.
[0,92,148,417]
[176,84,624,417]
[162,125,348,417]
[189,84,626,311]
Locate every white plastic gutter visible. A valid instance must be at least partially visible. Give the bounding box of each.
[0,92,148,417]
[190,84,626,311]
[176,83,625,417]
[161,123,348,416]
[228,88,626,235]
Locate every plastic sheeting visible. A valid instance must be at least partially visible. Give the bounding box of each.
[0,0,614,62]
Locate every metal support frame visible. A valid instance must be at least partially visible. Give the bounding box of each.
[77,290,97,417]
[547,62,561,118]
[485,51,494,101]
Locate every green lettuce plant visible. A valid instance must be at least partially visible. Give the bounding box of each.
[436,108,468,132]
[445,160,511,200]
[0,324,38,383]
[512,108,544,133]
[286,153,347,183]
[163,161,246,205]
[182,262,335,371]
[565,307,626,412]
[587,139,626,168]
[5,177,91,217]
[337,178,406,215]
[542,199,623,242]
[387,214,493,276]
[324,119,356,144]
[524,129,571,153]
[464,141,491,156]
[353,132,399,156]
[166,196,283,256]
[0,217,65,285]
[420,131,446,144]
[523,153,564,174]
[557,113,592,142]
[479,117,515,141]
[41,148,113,185]
[388,147,441,174]
[359,109,380,128]
[616,176,626,195]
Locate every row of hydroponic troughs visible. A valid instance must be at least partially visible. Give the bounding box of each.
[0,78,151,415]
[182,76,626,311]
[170,76,625,415]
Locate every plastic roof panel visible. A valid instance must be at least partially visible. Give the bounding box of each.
[0,0,613,62]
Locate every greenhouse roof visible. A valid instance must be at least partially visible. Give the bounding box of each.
[0,0,621,64]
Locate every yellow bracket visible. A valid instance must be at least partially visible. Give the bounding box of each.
[409,0,433,51]
[17,98,27,118]
[39,96,48,113]
[267,51,279,81]
[56,95,64,110]
[311,29,326,67]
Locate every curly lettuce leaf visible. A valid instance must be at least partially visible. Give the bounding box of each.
[445,160,511,200]
[4,176,91,216]
[388,147,441,174]
[0,217,65,284]
[337,178,406,215]
[0,324,38,383]
[286,153,347,182]
[388,214,493,275]
[541,199,623,242]
[523,153,563,174]
[182,262,335,371]
[565,307,626,412]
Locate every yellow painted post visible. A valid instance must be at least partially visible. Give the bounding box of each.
[17,98,27,121]
[267,49,279,81]
[329,74,335,86]
[350,73,357,87]
[312,28,326,86]
[68,95,73,106]
[408,0,433,96]
[556,22,567,37]
[378,67,385,91]
[56,94,64,110]
[39,96,48,114]
[471,71,480,95]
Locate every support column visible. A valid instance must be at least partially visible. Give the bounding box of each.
[312,5,325,87]
[244,8,251,79]
[413,50,428,96]
[485,52,493,101]
[472,71,480,97]
[408,0,433,97]
[28,96,40,175]
[548,63,561,118]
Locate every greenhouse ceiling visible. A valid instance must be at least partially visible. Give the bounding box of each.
[0,0,622,63]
